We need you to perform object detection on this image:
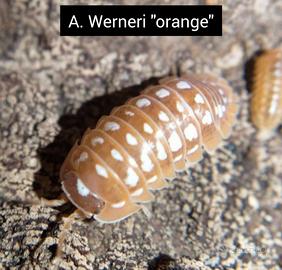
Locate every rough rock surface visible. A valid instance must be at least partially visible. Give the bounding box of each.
[0,0,282,269]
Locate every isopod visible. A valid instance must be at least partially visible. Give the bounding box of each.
[251,48,282,133]
[59,74,238,223]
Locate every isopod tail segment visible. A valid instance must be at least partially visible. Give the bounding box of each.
[58,74,238,224]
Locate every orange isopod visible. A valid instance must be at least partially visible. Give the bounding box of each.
[59,74,238,223]
[251,48,282,133]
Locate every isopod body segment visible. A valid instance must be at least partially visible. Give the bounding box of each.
[60,74,238,223]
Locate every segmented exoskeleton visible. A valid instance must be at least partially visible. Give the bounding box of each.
[251,48,282,133]
[59,74,238,223]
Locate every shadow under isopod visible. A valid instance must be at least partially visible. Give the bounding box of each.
[33,77,159,200]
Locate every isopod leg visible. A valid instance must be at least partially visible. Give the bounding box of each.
[40,193,69,207]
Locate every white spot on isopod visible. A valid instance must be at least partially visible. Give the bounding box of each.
[194,108,201,115]
[125,111,134,116]
[155,88,170,98]
[111,149,123,161]
[136,98,151,108]
[155,130,164,139]
[202,110,213,125]
[194,94,205,104]
[168,122,176,130]
[218,88,224,96]
[129,157,138,167]
[174,154,183,162]
[184,123,198,141]
[78,152,88,162]
[216,105,223,118]
[126,133,138,145]
[143,142,152,152]
[76,178,90,197]
[146,141,155,150]
[147,175,158,183]
[112,201,126,208]
[125,167,139,187]
[269,99,278,114]
[144,123,153,134]
[187,145,199,155]
[141,149,154,172]
[274,69,282,77]
[156,141,167,160]
[158,111,170,122]
[91,137,104,146]
[176,80,192,89]
[176,101,184,113]
[131,188,144,197]
[168,131,182,152]
[104,122,120,131]
[95,164,108,178]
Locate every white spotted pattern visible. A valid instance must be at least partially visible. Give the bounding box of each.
[176,80,192,89]
[184,123,198,141]
[155,130,164,139]
[174,154,183,162]
[144,123,153,134]
[95,164,108,178]
[168,131,182,152]
[111,149,124,161]
[147,175,158,183]
[269,99,278,114]
[158,111,170,122]
[156,88,170,98]
[91,137,104,146]
[104,122,120,131]
[125,167,139,187]
[131,188,144,197]
[76,178,90,197]
[125,111,134,116]
[77,152,88,163]
[136,98,151,108]
[194,94,205,104]
[202,110,213,125]
[141,149,154,172]
[156,141,167,160]
[176,101,184,113]
[216,105,223,118]
[218,88,224,96]
[126,133,138,145]
[61,76,236,223]
[187,145,199,155]
[168,122,176,130]
[129,157,138,167]
[112,201,126,208]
